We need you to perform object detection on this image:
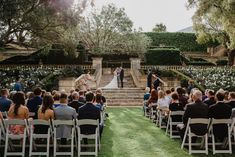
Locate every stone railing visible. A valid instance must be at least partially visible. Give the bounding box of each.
[141,65,234,71]
[0,64,92,70]
[130,67,146,89]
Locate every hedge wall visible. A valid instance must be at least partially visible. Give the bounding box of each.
[145,48,182,65]
[145,32,218,52]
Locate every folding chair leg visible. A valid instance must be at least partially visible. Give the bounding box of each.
[4,131,9,157]
[205,135,208,155]
[189,133,192,155]
[22,130,26,157]
[181,128,187,149]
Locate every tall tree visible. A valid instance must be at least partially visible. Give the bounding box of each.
[78,4,151,56]
[187,0,235,65]
[152,23,167,32]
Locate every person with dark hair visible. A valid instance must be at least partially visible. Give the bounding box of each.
[95,88,106,105]
[176,87,189,108]
[152,73,166,91]
[68,89,75,103]
[203,90,216,107]
[13,77,23,91]
[0,89,12,112]
[53,92,61,108]
[228,92,235,109]
[147,69,153,91]
[35,94,55,134]
[68,91,84,112]
[54,93,77,144]
[169,92,184,122]
[78,91,102,136]
[94,94,103,111]
[209,91,232,142]
[78,90,86,103]
[27,87,42,119]
[8,92,29,134]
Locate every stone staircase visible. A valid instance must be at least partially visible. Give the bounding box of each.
[99,69,144,106]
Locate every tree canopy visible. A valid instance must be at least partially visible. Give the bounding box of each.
[152,23,167,32]
[78,4,151,56]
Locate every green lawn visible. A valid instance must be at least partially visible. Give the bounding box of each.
[99,107,234,157]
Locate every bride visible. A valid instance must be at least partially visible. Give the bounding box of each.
[103,68,119,88]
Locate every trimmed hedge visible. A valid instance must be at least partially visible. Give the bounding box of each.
[145,48,182,65]
[145,32,218,52]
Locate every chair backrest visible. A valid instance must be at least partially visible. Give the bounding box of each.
[4,119,27,126]
[28,119,51,126]
[211,118,232,125]
[77,119,99,126]
[1,111,8,119]
[188,118,210,125]
[53,119,74,126]
[170,111,184,116]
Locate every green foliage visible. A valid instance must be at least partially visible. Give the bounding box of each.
[78,4,151,56]
[152,23,167,32]
[145,48,182,65]
[145,32,214,52]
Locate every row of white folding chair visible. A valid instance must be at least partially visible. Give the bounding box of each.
[165,111,185,138]
[181,118,233,155]
[1,118,100,157]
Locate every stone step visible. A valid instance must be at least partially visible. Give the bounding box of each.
[105,96,143,100]
[107,102,143,106]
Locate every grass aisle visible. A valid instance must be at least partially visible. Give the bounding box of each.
[99,107,232,157]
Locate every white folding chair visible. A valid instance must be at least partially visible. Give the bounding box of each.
[4,119,28,157]
[181,118,210,155]
[76,119,100,157]
[143,100,149,117]
[209,118,232,154]
[149,104,157,122]
[156,107,169,129]
[0,118,6,146]
[230,118,235,144]
[53,119,75,157]
[165,111,184,138]
[28,119,52,157]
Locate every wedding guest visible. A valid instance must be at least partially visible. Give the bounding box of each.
[169,92,184,124]
[14,77,23,91]
[0,89,12,112]
[176,87,189,108]
[148,89,158,108]
[78,90,86,103]
[203,90,216,107]
[25,91,34,105]
[8,92,29,134]
[94,94,103,111]
[68,91,84,112]
[227,92,235,109]
[27,87,42,119]
[224,91,229,102]
[53,92,61,108]
[96,88,106,106]
[68,89,75,103]
[157,90,170,109]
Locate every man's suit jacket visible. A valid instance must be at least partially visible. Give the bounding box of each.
[209,102,232,140]
[120,69,124,80]
[78,103,100,134]
[183,101,209,135]
[68,100,84,113]
[203,97,216,107]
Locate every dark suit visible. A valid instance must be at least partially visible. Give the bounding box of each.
[0,96,12,112]
[68,101,84,113]
[120,69,124,88]
[227,100,235,109]
[182,101,209,136]
[27,96,42,118]
[209,102,232,141]
[78,103,101,135]
[203,97,216,107]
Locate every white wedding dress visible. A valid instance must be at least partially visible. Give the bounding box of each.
[103,72,118,89]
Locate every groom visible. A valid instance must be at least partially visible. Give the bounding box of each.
[119,67,124,88]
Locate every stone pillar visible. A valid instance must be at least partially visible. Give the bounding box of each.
[92,57,103,69]
[130,58,141,70]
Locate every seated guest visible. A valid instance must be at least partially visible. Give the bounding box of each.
[68,89,75,103]
[54,93,77,144]
[169,92,184,122]
[202,89,209,101]
[203,90,216,107]
[78,91,102,135]
[177,90,208,140]
[14,77,23,91]
[8,92,29,134]
[224,91,229,102]
[53,92,61,108]
[94,94,103,111]
[25,91,34,105]
[227,92,235,109]
[0,89,12,112]
[68,91,84,112]
[27,87,42,118]
[165,90,172,105]
[148,89,158,107]
[144,87,151,101]
[36,94,55,134]
[157,90,170,109]
[209,91,232,142]
[78,90,86,103]
[176,87,189,108]
[95,88,106,106]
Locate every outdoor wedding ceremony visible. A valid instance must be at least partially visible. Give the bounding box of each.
[0,0,235,157]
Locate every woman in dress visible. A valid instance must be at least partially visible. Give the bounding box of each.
[8,92,29,134]
[103,68,118,88]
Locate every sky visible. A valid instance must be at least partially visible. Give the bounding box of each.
[90,0,195,32]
